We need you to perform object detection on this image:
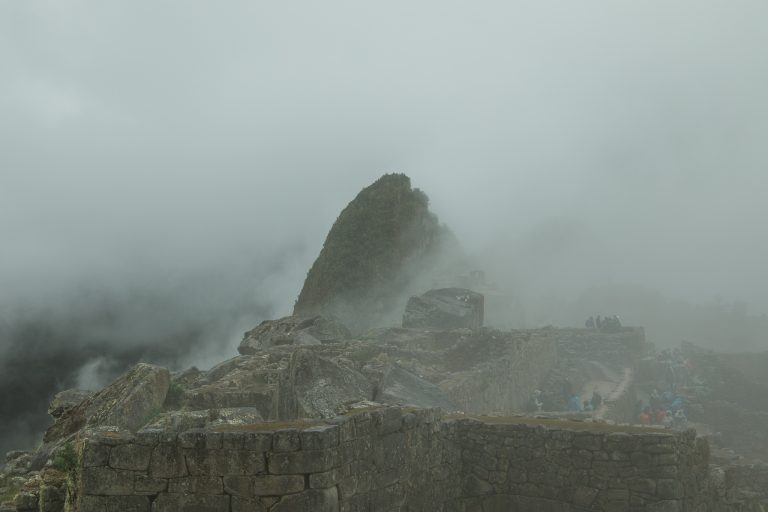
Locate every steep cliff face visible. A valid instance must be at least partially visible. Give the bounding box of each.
[294,173,460,331]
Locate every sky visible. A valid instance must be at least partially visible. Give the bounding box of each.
[1,1,767,450]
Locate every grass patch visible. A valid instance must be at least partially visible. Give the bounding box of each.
[164,382,186,407]
[447,414,671,434]
[212,420,327,433]
[52,442,79,473]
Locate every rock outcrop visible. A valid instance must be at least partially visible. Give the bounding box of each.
[375,364,458,411]
[238,315,350,355]
[293,173,462,331]
[283,349,373,419]
[402,288,484,330]
[43,363,170,444]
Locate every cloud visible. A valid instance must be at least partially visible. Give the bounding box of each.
[0,0,766,453]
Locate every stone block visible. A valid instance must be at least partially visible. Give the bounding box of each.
[178,429,206,449]
[646,500,682,512]
[205,432,223,450]
[628,477,656,495]
[186,449,265,476]
[231,496,268,512]
[38,484,64,512]
[222,432,245,450]
[152,493,230,512]
[252,475,305,495]
[150,444,187,478]
[168,476,223,494]
[223,476,251,497]
[572,486,598,507]
[300,425,340,450]
[243,432,273,452]
[81,466,135,495]
[273,430,301,452]
[14,492,38,511]
[81,495,150,512]
[135,429,162,446]
[573,434,602,452]
[82,441,111,467]
[110,443,153,471]
[135,474,168,494]
[309,468,340,489]
[656,479,683,499]
[271,487,338,512]
[268,448,340,474]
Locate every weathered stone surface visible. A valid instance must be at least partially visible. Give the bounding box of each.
[268,448,340,475]
[81,466,134,495]
[69,406,733,512]
[152,494,229,512]
[168,476,223,495]
[284,349,372,419]
[47,389,92,419]
[149,443,187,478]
[185,449,265,476]
[252,475,305,496]
[238,315,350,355]
[376,364,458,411]
[403,288,484,330]
[185,356,281,416]
[110,443,152,471]
[80,495,150,512]
[271,487,338,512]
[44,363,170,444]
[230,496,267,512]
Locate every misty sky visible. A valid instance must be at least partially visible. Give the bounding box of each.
[1,0,768,453]
[2,0,768,340]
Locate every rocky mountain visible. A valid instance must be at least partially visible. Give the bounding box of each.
[293,173,462,331]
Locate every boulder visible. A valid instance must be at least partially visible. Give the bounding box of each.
[238,315,350,355]
[283,349,373,419]
[186,355,288,417]
[376,364,458,411]
[43,363,170,444]
[47,389,93,419]
[403,288,484,330]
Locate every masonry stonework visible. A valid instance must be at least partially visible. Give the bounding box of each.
[73,406,750,512]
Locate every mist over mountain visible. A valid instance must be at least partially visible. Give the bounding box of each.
[1,0,767,456]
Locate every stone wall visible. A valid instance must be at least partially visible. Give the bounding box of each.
[73,407,746,512]
[441,332,559,414]
[450,418,718,512]
[74,408,458,512]
[689,401,768,463]
[724,464,768,508]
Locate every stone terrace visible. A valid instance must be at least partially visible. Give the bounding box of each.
[74,407,734,512]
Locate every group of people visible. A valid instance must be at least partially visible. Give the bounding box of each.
[585,315,622,330]
[635,388,688,428]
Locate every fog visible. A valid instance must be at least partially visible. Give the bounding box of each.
[1,1,767,453]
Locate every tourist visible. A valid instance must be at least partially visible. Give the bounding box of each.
[567,394,583,412]
[591,389,603,410]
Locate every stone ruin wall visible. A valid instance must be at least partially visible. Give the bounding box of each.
[724,464,768,506]
[75,408,457,512]
[442,332,559,415]
[73,407,743,512]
